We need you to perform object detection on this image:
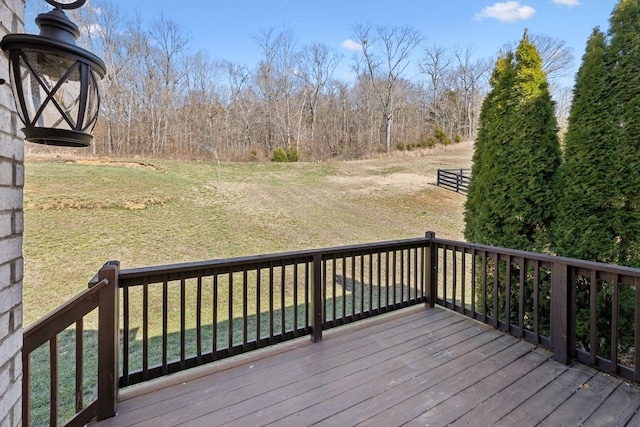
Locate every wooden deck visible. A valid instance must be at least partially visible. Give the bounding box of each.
[92,307,640,427]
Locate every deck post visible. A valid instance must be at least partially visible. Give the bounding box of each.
[425,231,437,308]
[311,254,323,342]
[97,261,120,420]
[635,277,640,383]
[551,262,571,364]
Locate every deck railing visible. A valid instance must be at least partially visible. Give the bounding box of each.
[22,263,118,427]
[22,233,640,425]
[432,237,640,381]
[114,237,429,387]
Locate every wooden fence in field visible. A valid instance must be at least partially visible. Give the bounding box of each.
[437,168,471,193]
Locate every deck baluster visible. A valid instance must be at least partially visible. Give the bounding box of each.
[311,254,323,342]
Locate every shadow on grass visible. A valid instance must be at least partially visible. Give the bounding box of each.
[28,330,99,427]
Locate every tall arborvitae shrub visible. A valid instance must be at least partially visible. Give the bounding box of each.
[608,0,640,268]
[465,31,560,330]
[553,29,616,263]
[464,53,517,248]
[553,29,619,356]
[465,30,561,252]
[554,1,640,358]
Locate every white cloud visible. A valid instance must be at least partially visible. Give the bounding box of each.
[341,39,363,52]
[552,0,580,6]
[474,1,536,23]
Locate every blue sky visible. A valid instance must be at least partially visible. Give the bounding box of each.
[32,1,621,84]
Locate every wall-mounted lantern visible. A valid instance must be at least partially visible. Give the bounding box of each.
[0,0,106,147]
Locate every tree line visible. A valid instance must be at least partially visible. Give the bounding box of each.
[56,0,573,161]
[465,0,640,359]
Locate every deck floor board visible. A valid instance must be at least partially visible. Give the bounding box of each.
[492,363,596,426]
[92,307,640,427]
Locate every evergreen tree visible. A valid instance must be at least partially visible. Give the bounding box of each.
[553,1,640,357]
[464,52,516,247]
[554,0,640,268]
[553,29,620,356]
[608,0,640,268]
[552,29,617,262]
[465,31,561,252]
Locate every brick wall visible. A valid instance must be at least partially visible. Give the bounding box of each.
[0,0,25,426]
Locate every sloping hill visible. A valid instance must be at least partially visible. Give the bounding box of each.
[23,142,473,324]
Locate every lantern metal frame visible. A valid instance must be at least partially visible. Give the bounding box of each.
[0,0,106,147]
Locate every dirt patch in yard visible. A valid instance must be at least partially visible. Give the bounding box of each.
[69,159,161,170]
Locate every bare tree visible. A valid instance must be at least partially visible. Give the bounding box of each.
[56,3,498,161]
[352,24,423,152]
[149,15,191,154]
[452,45,491,139]
[71,0,140,155]
[420,44,452,134]
[222,61,256,154]
[182,51,221,156]
[150,15,191,89]
[253,28,280,151]
[254,27,306,152]
[553,85,573,135]
[300,43,342,151]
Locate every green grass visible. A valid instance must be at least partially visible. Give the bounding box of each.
[24,144,473,324]
[23,143,473,425]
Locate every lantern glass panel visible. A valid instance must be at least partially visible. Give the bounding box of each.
[14,49,102,132]
[8,53,26,125]
[84,68,100,131]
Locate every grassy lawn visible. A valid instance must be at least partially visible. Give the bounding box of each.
[23,142,472,425]
[24,142,473,326]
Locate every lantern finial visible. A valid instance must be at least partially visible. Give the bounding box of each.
[44,0,88,10]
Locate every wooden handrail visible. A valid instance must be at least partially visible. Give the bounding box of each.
[22,261,119,427]
[432,236,640,279]
[429,235,640,383]
[116,237,429,283]
[23,280,108,426]
[114,238,429,387]
[23,278,108,354]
